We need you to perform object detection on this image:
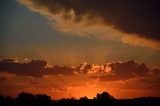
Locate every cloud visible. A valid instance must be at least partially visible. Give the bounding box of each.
[91,60,149,81]
[1,59,157,95]
[0,59,150,80]
[122,35,160,50]
[75,62,112,74]
[18,0,160,49]
[0,59,47,77]
[0,59,75,77]
[0,59,160,99]
[121,68,160,91]
[0,77,6,81]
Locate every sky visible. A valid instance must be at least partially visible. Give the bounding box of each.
[0,0,160,99]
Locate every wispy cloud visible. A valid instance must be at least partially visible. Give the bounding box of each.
[18,0,160,49]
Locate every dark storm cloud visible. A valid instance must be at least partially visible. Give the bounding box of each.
[20,0,160,41]
[92,60,149,81]
[0,59,75,77]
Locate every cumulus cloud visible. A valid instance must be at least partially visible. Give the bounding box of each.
[0,59,160,98]
[18,0,160,49]
[91,60,149,81]
[0,59,150,81]
[0,59,75,77]
[0,59,108,77]
[75,62,112,74]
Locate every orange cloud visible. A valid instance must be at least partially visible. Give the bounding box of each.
[0,59,160,99]
[122,35,160,50]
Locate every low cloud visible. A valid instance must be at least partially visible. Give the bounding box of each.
[91,60,149,81]
[0,59,75,77]
[0,59,160,99]
[121,68,160,91]
[0,59,149,81]
[18,0,160,49]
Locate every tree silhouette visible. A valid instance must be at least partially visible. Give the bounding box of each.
[15,92,36,106]
[35,94,52,106]
[0,92,160,106]
[80,96,88,101]
[96,92,114,100]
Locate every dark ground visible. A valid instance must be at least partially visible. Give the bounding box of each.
[0,92,160,106]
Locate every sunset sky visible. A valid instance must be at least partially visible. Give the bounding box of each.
[0,0,160,99]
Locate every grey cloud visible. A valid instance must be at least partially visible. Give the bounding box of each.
[0,59,75,77]
[0,59,152,81]
[19,0,160,42]
[92,60,149,81]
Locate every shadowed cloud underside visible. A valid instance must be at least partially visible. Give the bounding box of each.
[18,0,160,49]
[0,59,160,99]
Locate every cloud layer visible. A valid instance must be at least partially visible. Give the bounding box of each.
[0,59,151,80]
[0,59,160,99]
[18,0,160,49]
[0,59,75,77]
[91,60,149,81]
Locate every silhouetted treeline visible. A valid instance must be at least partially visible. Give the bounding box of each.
[0,92,160,106]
